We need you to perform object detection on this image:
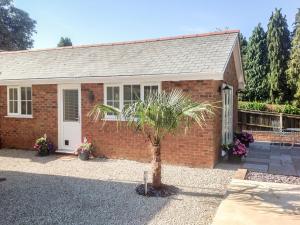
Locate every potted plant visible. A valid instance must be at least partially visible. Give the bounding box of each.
[76,137,94,160]
[226,139,248,162]
[34,134,55,156]
[236,132,254,147]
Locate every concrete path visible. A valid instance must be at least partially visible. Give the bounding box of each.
[243,142,300,176]
[212,179,300,225]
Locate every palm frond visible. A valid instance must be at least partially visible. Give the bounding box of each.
[88,89,214,143]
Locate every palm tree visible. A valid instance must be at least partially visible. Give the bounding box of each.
[89,89,213,190]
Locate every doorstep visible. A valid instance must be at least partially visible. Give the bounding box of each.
[55,150,76,155]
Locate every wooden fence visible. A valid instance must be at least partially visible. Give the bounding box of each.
[238,109,300,131]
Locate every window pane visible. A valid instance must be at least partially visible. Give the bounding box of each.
[151,86,158,93]
[113,87,119,101]
[123,85,131,101]
[63,90,79,121]
[114,101,119,109]
[9,101,13,113]
[107,87,112,100]
[132,85,140,101]
[13,88,18,100]
[144,86,151,100]
[144,85,158,100]
[21,101,26,114]
[27,88,32,100]
[27,101,32,115]
[13,101,18,113]
[21,87,26,100]
[9,89,13,100]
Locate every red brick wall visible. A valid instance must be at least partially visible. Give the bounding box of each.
[0,85,58,149]
[82,80,223,168]
[0,56,239,168]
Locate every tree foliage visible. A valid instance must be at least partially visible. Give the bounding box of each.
[57,37,72,47]
[267,8,291,103]
[243,24,269,101]
[0,0,36,50]
[292,8,300,37]
[289,27,300,105]
[239,33,248,69]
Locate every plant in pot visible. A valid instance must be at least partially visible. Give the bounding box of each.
[226,139,247,162]
[236,132,254,147]
[76,137,94,160]
[34,134,55,156]
[88,89,213,197]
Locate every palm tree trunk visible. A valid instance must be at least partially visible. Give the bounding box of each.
[151,144,162,189]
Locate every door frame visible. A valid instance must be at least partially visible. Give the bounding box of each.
[57,84,82,151]
[222,84,233,145]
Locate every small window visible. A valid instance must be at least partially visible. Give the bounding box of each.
[63,90,79,121]
[8,87,18,114]
[144,85,158,100]
[106,86,120,115]
[8,86,32,116]
[21,87,32,115]
[124,85,140,107]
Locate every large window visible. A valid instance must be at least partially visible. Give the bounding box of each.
[8,86,32,116]
[104,83,159,119]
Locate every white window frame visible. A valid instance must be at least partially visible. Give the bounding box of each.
[104,82,161,120]
[6,85,33,118]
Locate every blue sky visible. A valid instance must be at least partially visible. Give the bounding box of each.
[14,0,299,49]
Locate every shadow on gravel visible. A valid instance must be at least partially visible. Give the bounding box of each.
[0,149,60,164]
[0,171,170,225]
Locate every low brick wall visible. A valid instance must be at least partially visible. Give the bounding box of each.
[245,130,300,144]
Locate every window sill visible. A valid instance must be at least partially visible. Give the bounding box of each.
[5,115,33,119]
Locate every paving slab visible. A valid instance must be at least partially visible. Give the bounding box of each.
[245,142,299,176]
[243,163,268,173]
[212,179,300,225]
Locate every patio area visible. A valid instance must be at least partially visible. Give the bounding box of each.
[243,142,300,176]
[0,149,237,225]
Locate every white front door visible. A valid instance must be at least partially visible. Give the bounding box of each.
[58,84,81,152]
[222,84,233,145]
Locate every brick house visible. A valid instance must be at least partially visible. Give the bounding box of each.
[0,30,244,168]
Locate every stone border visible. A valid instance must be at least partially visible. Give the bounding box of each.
[233,168,248,180]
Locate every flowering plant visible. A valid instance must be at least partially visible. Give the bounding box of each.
[236,132,254,146]
[34,134,55,156]
[231,139,247,157]
[222,139,248,158]
[75,137,94,155]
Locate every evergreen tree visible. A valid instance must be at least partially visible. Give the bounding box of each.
[288,23,300,105]
[292,8,300,38]
[57,37,72,47]
[244,23,269,101]
[239,33,248,68]
[238,33,248,100]
[267,8,291,103]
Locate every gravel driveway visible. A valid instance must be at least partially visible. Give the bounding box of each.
[0,149,236,225]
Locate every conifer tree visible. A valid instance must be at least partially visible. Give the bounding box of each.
[267,8,291,103]
[288,18,300,105]
[244,23,269,101]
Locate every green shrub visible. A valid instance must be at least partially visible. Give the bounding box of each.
[281,104,300,115]
[238,101,267,111]
[239,101,300,115]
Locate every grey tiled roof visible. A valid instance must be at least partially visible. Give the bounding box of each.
[0,31,238,81]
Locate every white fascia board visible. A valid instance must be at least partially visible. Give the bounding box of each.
[0,72,223,86]
[221,34,245,90]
